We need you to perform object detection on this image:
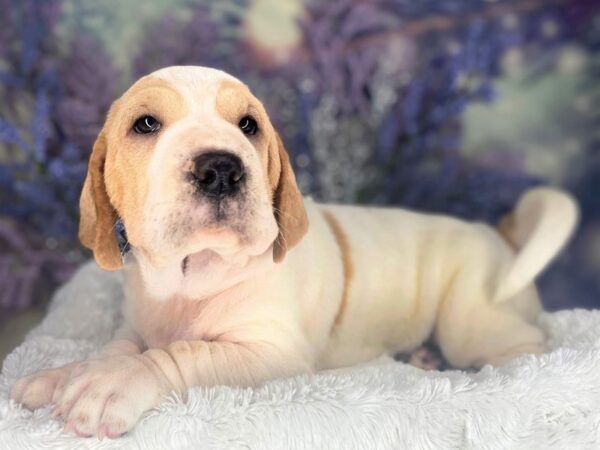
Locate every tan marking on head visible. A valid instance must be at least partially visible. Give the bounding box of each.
[215,79,256,123]
[322,210,354,326]
[215,78,308,262]
[79,76,187,270]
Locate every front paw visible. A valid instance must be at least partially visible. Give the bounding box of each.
[11,363,78,410]
[53,355,170,439]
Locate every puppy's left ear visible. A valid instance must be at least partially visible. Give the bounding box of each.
[79,130,123,271]
[269,133,308,263]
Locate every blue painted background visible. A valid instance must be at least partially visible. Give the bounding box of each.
[0,0,598,314]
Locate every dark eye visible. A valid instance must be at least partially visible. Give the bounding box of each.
[133,115,161,134]
[239,115,258,136]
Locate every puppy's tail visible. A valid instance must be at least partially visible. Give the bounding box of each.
[494,187,579,303]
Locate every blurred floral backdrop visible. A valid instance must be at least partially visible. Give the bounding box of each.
[0,0,598,318]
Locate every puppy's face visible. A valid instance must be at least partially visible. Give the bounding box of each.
[79,66,307,277]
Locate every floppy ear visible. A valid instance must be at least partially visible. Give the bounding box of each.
[269,134,308,263]
[494,188,579,302]
[79,131,123,271]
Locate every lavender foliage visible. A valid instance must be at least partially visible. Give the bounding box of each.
[288,0,581,221]
[0,0,598,313]
[0,220,78,310]
[133,1,249,78]
[0,0,118,313]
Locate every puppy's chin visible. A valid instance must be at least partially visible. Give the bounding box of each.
[141,224,273,270]
[184,227,241,256]
[183,225,276,265]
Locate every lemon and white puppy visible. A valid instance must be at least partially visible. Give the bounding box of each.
[11,66,578,439]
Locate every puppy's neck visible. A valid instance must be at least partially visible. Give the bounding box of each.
[126,245,276,302]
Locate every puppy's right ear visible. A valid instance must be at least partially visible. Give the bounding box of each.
[79,131,123,270]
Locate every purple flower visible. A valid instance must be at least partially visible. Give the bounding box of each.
[1,0,599,313]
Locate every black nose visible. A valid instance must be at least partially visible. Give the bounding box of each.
[191,151,245,197]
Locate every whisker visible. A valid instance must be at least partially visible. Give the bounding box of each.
[272,206,301,224]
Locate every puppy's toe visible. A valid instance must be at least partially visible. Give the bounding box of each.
[12,365,76,411]
[65,390,106,437]
[55,376,94,420]
[98,396,139,438]
[98,414,130,439]
[98,423,123,440]
[12,374,59,410]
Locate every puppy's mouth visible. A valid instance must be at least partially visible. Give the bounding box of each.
[178,226,240,272]
[179,225,275,275]
[185,226,240,252]
[180,249,230,275]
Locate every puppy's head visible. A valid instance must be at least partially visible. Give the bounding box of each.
[79,66,307,272]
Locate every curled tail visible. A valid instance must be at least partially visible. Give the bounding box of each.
[494,187,579,303]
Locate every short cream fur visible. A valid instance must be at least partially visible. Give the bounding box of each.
[11,66,578,439]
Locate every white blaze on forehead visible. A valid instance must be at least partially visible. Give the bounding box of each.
[150,66,243,112]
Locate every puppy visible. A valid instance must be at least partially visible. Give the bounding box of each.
[11,66,578,439]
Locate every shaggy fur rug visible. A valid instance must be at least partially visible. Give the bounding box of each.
[1,262,599,449]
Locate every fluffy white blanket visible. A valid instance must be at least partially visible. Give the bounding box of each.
[0,262,599,449]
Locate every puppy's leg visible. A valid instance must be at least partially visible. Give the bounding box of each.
[52,327,311,438]
[434,288,545,369]
[437,186,577,368]
[11,325,143,413]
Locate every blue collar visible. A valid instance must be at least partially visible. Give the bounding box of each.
[114,219,131,255]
